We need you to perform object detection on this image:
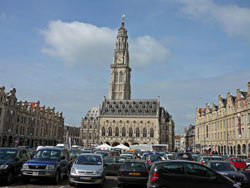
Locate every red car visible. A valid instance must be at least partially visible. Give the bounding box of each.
[228,157,247,170]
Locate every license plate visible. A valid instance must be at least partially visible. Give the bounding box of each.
[80,177,92,180]
[129,172,140,175]
[33,172,39,176]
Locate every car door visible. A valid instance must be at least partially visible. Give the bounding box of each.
[184,163,231,188]
[157,162,187,188]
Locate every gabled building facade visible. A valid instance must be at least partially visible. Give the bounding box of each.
[195,82,250,155]
[0,87,64,147]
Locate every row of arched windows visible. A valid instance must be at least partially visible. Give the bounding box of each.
[101,127,154,138]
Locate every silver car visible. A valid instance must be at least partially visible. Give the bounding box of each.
[69,153,105,187]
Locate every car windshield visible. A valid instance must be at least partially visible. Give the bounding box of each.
[76,155,102,165]
[34,150,60,160]
[210,162,236,172]
[0,149,16,160]
[123,162,146,170]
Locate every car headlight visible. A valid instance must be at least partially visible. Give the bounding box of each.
[22,164,29,169]
[46,165,55,170]
[71,167,76,174]
[0,165,8,169]
[95,169,103,175]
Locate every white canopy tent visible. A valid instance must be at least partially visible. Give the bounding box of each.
[95,143,112,150]
[113,144,129,150]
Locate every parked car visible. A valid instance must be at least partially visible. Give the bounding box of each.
[163,153,173,160]
[117,159,148,187]
[245,158,250,166]
[147,160,241,188]
[146,154,162,169]
[21,147,70,184]
[228,157,247,170]
[69,153,105,187]
[104,156,126,176]
[70,149,82,162]
[0,147,31,185]
[120,153,134,160]
[173,152,193,161]
[94,151,109,158]
[206,161,248,188]
[198,155,224,165]
[240,164,250,186]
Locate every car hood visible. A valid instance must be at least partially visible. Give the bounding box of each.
[25,158,57,165]
[73,164,102,171]
[0,159,14,165]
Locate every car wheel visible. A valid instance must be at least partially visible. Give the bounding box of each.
[22,176,30,184]
[53,170,60,185]
[6,171,14,185]
[69,181,75,187]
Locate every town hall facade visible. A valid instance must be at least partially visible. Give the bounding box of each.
[80,17,175,151]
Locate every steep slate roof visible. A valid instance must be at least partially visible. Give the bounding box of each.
[100,99,159,117]
[84,106,100,120]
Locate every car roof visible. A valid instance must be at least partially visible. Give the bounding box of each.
[153,160,197,165]
[79,153,103,157]
[123,159,145,163]
[0,147,18,150]
[207,161,230,163]
[39,147,65,151]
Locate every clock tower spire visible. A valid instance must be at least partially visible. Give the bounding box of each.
[108,15,131,100]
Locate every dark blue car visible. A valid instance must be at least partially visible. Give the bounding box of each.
[21,147,71,184]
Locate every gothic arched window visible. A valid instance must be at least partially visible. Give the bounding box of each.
[114,72,118,82]
[119,71,123,82]
[108,127,112,137]
[136,128,140,137]
[150,128,154,138]
[143,128,147,137]
[115,127,119,137]
[122,127,126,137]
[129,128,133,137]
[102,127,105,137]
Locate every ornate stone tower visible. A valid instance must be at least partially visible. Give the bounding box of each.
[108,15,131,100]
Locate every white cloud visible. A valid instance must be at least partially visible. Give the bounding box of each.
[130,36,170,65]
[41,20,170,66]
[178,0,250,40]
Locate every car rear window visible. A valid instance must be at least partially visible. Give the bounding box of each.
[150,155,161,161]
[232,158,244,162]
[104,157,113,163]
[115,157,126,163]
[123,162,146,170]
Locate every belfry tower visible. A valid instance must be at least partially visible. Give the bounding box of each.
[108,15,131,100]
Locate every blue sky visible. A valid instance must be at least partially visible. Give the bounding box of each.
[1,0,250,134]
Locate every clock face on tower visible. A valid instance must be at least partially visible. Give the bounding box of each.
[117,57,123,64]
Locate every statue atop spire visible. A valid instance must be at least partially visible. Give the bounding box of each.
[122,14,125,27]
